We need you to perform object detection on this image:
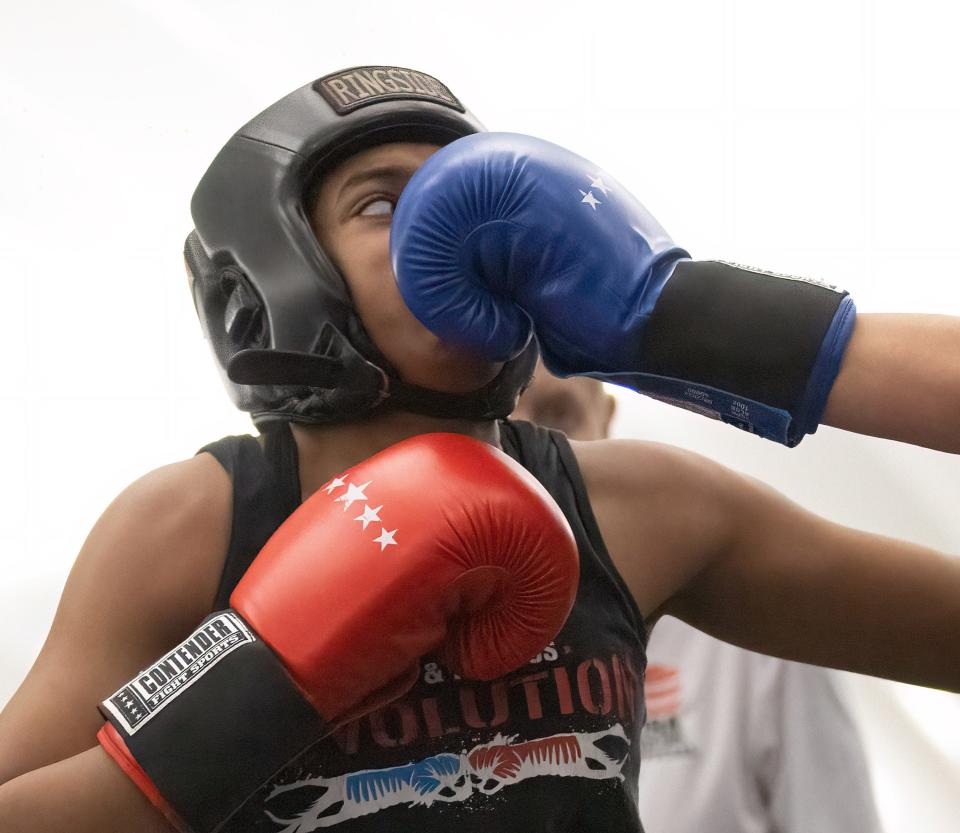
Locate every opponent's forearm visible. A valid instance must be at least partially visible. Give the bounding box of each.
[668,475,960,692]
[0,746,174,833]
[822,313,960,453]
[681,545,960,692]
[778,530,960,691]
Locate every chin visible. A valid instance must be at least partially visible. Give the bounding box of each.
[396,350,502,393]
[374,320,504,393]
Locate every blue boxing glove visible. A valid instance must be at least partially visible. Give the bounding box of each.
[391,132,856,447]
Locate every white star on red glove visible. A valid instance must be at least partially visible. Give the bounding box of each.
[323,476,347,495]
[373,528,398,551]
[335,481,371,511]
[354,504,383,530]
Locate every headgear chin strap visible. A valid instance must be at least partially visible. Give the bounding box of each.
[185,66,537,427]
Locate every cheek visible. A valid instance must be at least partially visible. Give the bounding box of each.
[339,227,399,313]
[337,226,435,343]
[327,222,501,392]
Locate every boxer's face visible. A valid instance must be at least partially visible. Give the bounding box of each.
[310,142,503,393]
[513,364,616,441]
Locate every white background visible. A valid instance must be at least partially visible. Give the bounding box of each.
[1,0,959,830]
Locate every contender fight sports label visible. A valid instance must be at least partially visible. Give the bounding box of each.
[100,611,256,735]
[316,66,465,114]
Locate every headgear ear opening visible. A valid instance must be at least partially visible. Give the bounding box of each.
[187,66,537,426]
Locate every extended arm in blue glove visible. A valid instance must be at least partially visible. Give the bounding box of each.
[391,132,855,446]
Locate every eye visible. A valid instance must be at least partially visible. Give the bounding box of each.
[359,198,394,217]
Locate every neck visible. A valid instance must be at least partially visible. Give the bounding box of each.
[287,409,501,503]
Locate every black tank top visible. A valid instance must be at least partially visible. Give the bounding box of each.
[196,420,648,832]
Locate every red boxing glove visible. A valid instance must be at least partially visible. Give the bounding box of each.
[98,433,578,833]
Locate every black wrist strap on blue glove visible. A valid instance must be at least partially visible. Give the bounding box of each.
[613,260,856,447]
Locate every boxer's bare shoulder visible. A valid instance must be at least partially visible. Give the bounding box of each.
[0,452,231,785]
[569,438,738,623]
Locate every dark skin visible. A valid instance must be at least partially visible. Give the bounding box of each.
[512,362,615,442]
[0,141,957,832]
[289,142,504,501]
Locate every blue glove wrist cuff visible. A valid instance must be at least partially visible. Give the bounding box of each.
[787,296,857,445]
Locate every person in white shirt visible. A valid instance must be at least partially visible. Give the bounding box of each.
[512,363,884,833]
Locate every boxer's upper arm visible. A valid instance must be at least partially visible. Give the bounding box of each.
[0,452,232,786]
[665,463,960,687]
[580,438,960,688]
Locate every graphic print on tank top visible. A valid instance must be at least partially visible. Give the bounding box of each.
[203,421,648,832]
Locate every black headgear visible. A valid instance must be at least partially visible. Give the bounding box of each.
[185,66,537,427]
